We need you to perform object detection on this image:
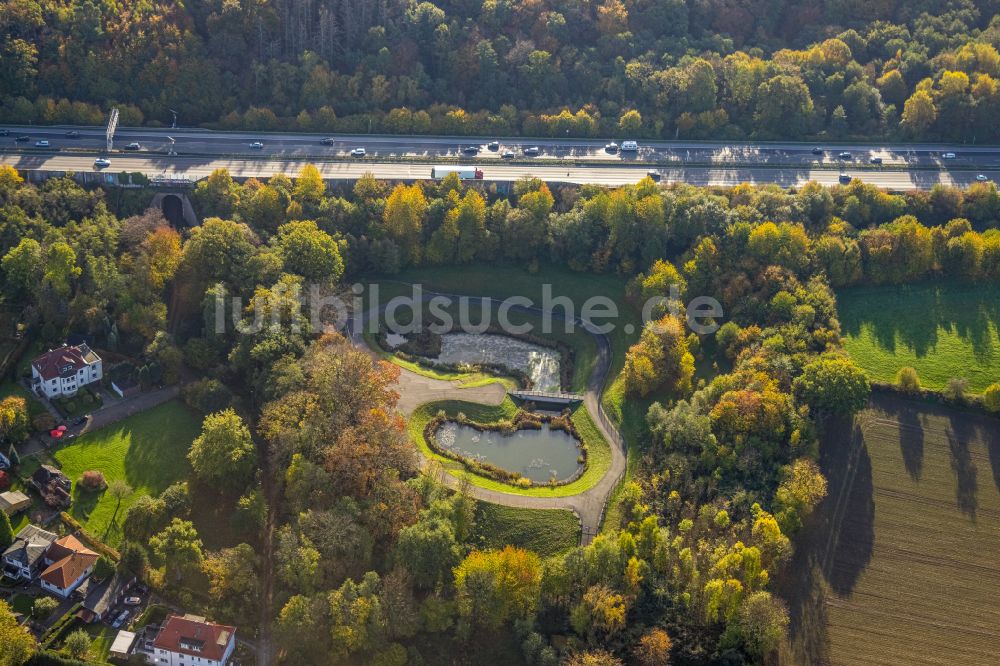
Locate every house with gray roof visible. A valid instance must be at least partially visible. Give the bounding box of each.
[2,524,57,581]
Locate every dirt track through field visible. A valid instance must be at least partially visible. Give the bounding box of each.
[779,392,1000,665]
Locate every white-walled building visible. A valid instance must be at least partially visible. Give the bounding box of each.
[31,343,102,399]
[38,534,98,598]
[149,614,237,666]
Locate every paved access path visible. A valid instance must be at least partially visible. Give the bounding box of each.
[348,288,627,544]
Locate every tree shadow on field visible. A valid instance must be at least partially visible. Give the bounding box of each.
[877,395,925,480]
[984,417,1000,494]
[778,415,874,664]
[837,282,1000,364]
[946,415,979,519]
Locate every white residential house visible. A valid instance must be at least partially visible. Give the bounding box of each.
[1,524,57,581]
[31,343,102,399]
[149,614,237,666]
[38,534,99,598]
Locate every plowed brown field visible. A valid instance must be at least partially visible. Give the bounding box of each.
[779,393,1000,665]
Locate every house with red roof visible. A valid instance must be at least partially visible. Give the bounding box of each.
[39,534,99,598]
[150,614,237,666]
[31,343,102,399]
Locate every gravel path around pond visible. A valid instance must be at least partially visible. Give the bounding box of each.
[347,286,627,545]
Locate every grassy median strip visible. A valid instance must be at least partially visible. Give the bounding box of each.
[407,397,611,497]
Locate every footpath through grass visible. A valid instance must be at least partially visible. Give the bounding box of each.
[471,502,580,556]
[52,400,200,546]
[838,281,1000,392]
[408,397,612,497]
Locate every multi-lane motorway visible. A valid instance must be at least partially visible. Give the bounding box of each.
[2,124,998,190]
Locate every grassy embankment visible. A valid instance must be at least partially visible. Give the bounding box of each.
[470,502,580,557]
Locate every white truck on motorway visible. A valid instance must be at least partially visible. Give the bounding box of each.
[431,166,484,180]
[621,140,639,151]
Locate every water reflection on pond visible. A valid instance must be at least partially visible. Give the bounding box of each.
[435,421,582,483]
[435,333,561,391]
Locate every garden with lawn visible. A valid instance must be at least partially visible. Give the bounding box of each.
[838,282,1000,392]
[51,400,201,546]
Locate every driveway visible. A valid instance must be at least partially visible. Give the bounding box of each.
[15,384,181,460]
[348,287,627,545]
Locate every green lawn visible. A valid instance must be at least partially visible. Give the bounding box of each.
[838,282,1000,392]
[86,624,115,663]
[407,397,612,497]
[52,400,201,546]
[10,512,29,534]
[471,502,580,556]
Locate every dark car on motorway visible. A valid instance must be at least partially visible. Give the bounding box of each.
[839,174,852,183]
[0,130,9,136]
[65,130,80,138]
[811,147,823,155]
[869,157,882,164]
[15,135,29,142]
[487,141,500,151]
[462,146,480,155]
[501,151,515,159]
[838,151,851,159]
[320,137,336,145]
[125,142,141,150]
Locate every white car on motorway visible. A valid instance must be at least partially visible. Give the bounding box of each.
[94,158,111,168]
[942,152,956,159]
[976,174,989,181]
[35,140,50,147]
[249,141,264,149]
[350,147,366,157]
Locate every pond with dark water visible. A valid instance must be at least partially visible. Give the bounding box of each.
[434,421,583,483]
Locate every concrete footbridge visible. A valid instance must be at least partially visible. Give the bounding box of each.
[509,389,585,407]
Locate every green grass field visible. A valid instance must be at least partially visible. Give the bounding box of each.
[781,393,1000,665]
[408,397,612,497]
[471,502,580,556]
[838,282,1000,392]
[52,400,201,546]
